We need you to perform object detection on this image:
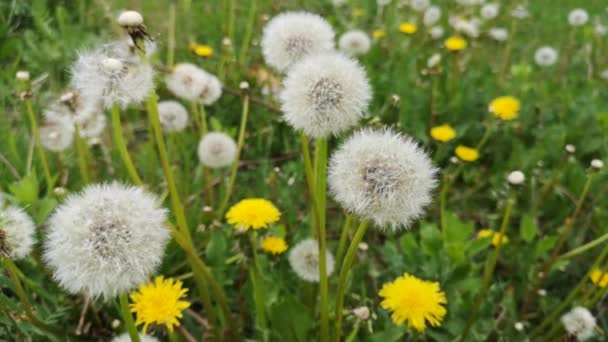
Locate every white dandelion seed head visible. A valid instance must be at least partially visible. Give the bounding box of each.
[514,322,524,331]
[0,206,36,260]
[44,92,99,126]
[117,11,144,27]
[165,63,222,105]
[423,6,442,26]
[288,238,335,282]
[561,307,596,341]
[78,114,107,139]
[328,129,438,230]
[40,118,75,152]
[511,5,529,19]
[280,52,372,138]
[595,22,607,36]
[112,333,159,342]
[507,170,525,185]
[16,70,30,81]
[158,100,189,132]
[70,45,155,110]
[427,53,441,68]
[43,183,170,299]
[353,306,370,320]
[201,73,222,105]
[481,3,499,20]
[591,159,604,170]
[534,46,559,66]
[197,132,237,168]
[410,0,430,12]
[565,144,576,154]
[338,30,371,56]
[600,69,608,80]
[489,27,508,41]
[261,12,335,72]
[568,9,589,27]
[454,18,480,38]
[429,26,445,39]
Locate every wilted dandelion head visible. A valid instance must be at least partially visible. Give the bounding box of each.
[158,100,189,132]
[165,63,222,105]
[568,9,589,27]
[197,132,237,168]
[280,53,371,138]
[43,183,169,299]
[40,119,75,152]
[70,43,155,109]
[338,30,371,56]
[112,333,159,342]
[328,129,437,230]
[0,206,36,260]
[561,307,596,341]
[261,12,335,72]
[480,3,500,20]
[423,6,442,26]
[534,46,558,66]
[489,28,508,42]
[489,96,520,120]
[288,238,335,282]
[225,198,281,231]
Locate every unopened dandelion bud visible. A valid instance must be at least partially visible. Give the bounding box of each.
[353,306,370,320]
[358,242,369,251]
[565,144,576,154]
[391,94,401,106]
[507,170,525,186]
[590,159,603,170]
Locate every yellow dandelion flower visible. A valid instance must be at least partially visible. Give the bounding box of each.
[130,276,190,333]
[379,273,447,332]
[455,145,479,162]
[430,124,456,143]
[590,269,608,288]
[477,229,509,247]
[226,198,281,230]
[373,29,386,38]
[489,96,521,121]
[399,22,418,34]
[193,45,214,57]
[444,36,467,51]
[261,236,288,255]
[353,8,365,17]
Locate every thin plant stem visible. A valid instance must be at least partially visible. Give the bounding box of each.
[460,195,515,342]
[299,132,319,236]
[167,2,176,68]
[199,103,208,137]
[218,93,250,215]
[336,215,354,267]
[111,103,143,186]
[531,154,567,217]
[24,99,53,190]
[314,137,329,342]
[559,233,608,260]
[249,232,268,340]
[74,126,90,184]
[239,0,257,66]
[499,18,517,82]
[333,220,370,342]
[118,293,140,342]
[475,119,497,151]
[197,104,214,205]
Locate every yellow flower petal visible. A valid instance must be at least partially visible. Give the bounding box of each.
[430,124,456,143]
[455,145,479,162]
[226,198,281,230]
[399,22,418,34]
[261,236,288,255]
[444,36,467,51]
[489,96,521,121]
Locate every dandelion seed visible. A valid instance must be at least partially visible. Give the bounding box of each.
[16,70,30,81]
[455,145,479,162]
[423,6,441,26]
[565,144,576,154]
[261,236,288,255]
[226,198,281,231]
[568,9,589,27]
[444,36,467,51]
[288,238,335,282]
[197,132,237,168]
[0,206,36,260]
[280,52,371,138]
[489,96,521,120]
[514,322,525,331]
[507,170,525,185]
[112,333,159,342]
[43,183,169,299]
[338,30,371,56]
[328,129,437,230]
[379,273,447,332]
[399,22,418,34]
[430,124,456,143]
[534,46,559,67]
[261,12,335,72]
[561,307,596,341]
[158,100,189,133]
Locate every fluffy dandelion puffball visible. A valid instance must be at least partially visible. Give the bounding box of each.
[112,333,159,342]
[40,120,75,152]
[489,28,508,42]
[507,170,525,185]
[328,129,437,230]
[423,6,441,26]
[0,206,36,259]
[444,36,467,51]
[130,276,190,333]
[165,63,222,105]
[338,30,371,56]
[455,145,479,162]
[480,3,499,20]
[43,183,170,299]
[280,53,371,138]
[226,198,281,231]
[261,236,288,255]
[288,238,335,282]
[427,53,441,68]
[430,124,456,143]
[568,9,589,27]
[511,5,529,19]
[590,159,604,170]
[158,100,189,132]
[534,46,558,66]
[379,273,447,332]
[70,45,154,109]
[78,114,107,139]
[489,96,520,120]
[117,11,144,27]
[197,132,237,168]
[410,0,430,12]
[561,306,596,341]
[261,12,335,72]
[429,26,445,39]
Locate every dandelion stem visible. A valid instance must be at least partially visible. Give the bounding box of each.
[460,195,515,342]
[299,132,320,236]
[336,215,354,267]
[333,220,370,342]
[249,232,268,340]
[118,293,140,342]
[167,2,176,68]
[197,103,215,206]
[74,126,90,185]
[24,99,53,191]
[111,103,143,186]
[314,137,330,342]
[558,232,608,260]
[218,93,250,216]
[239,0,257,66]
[531,154,568,217]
